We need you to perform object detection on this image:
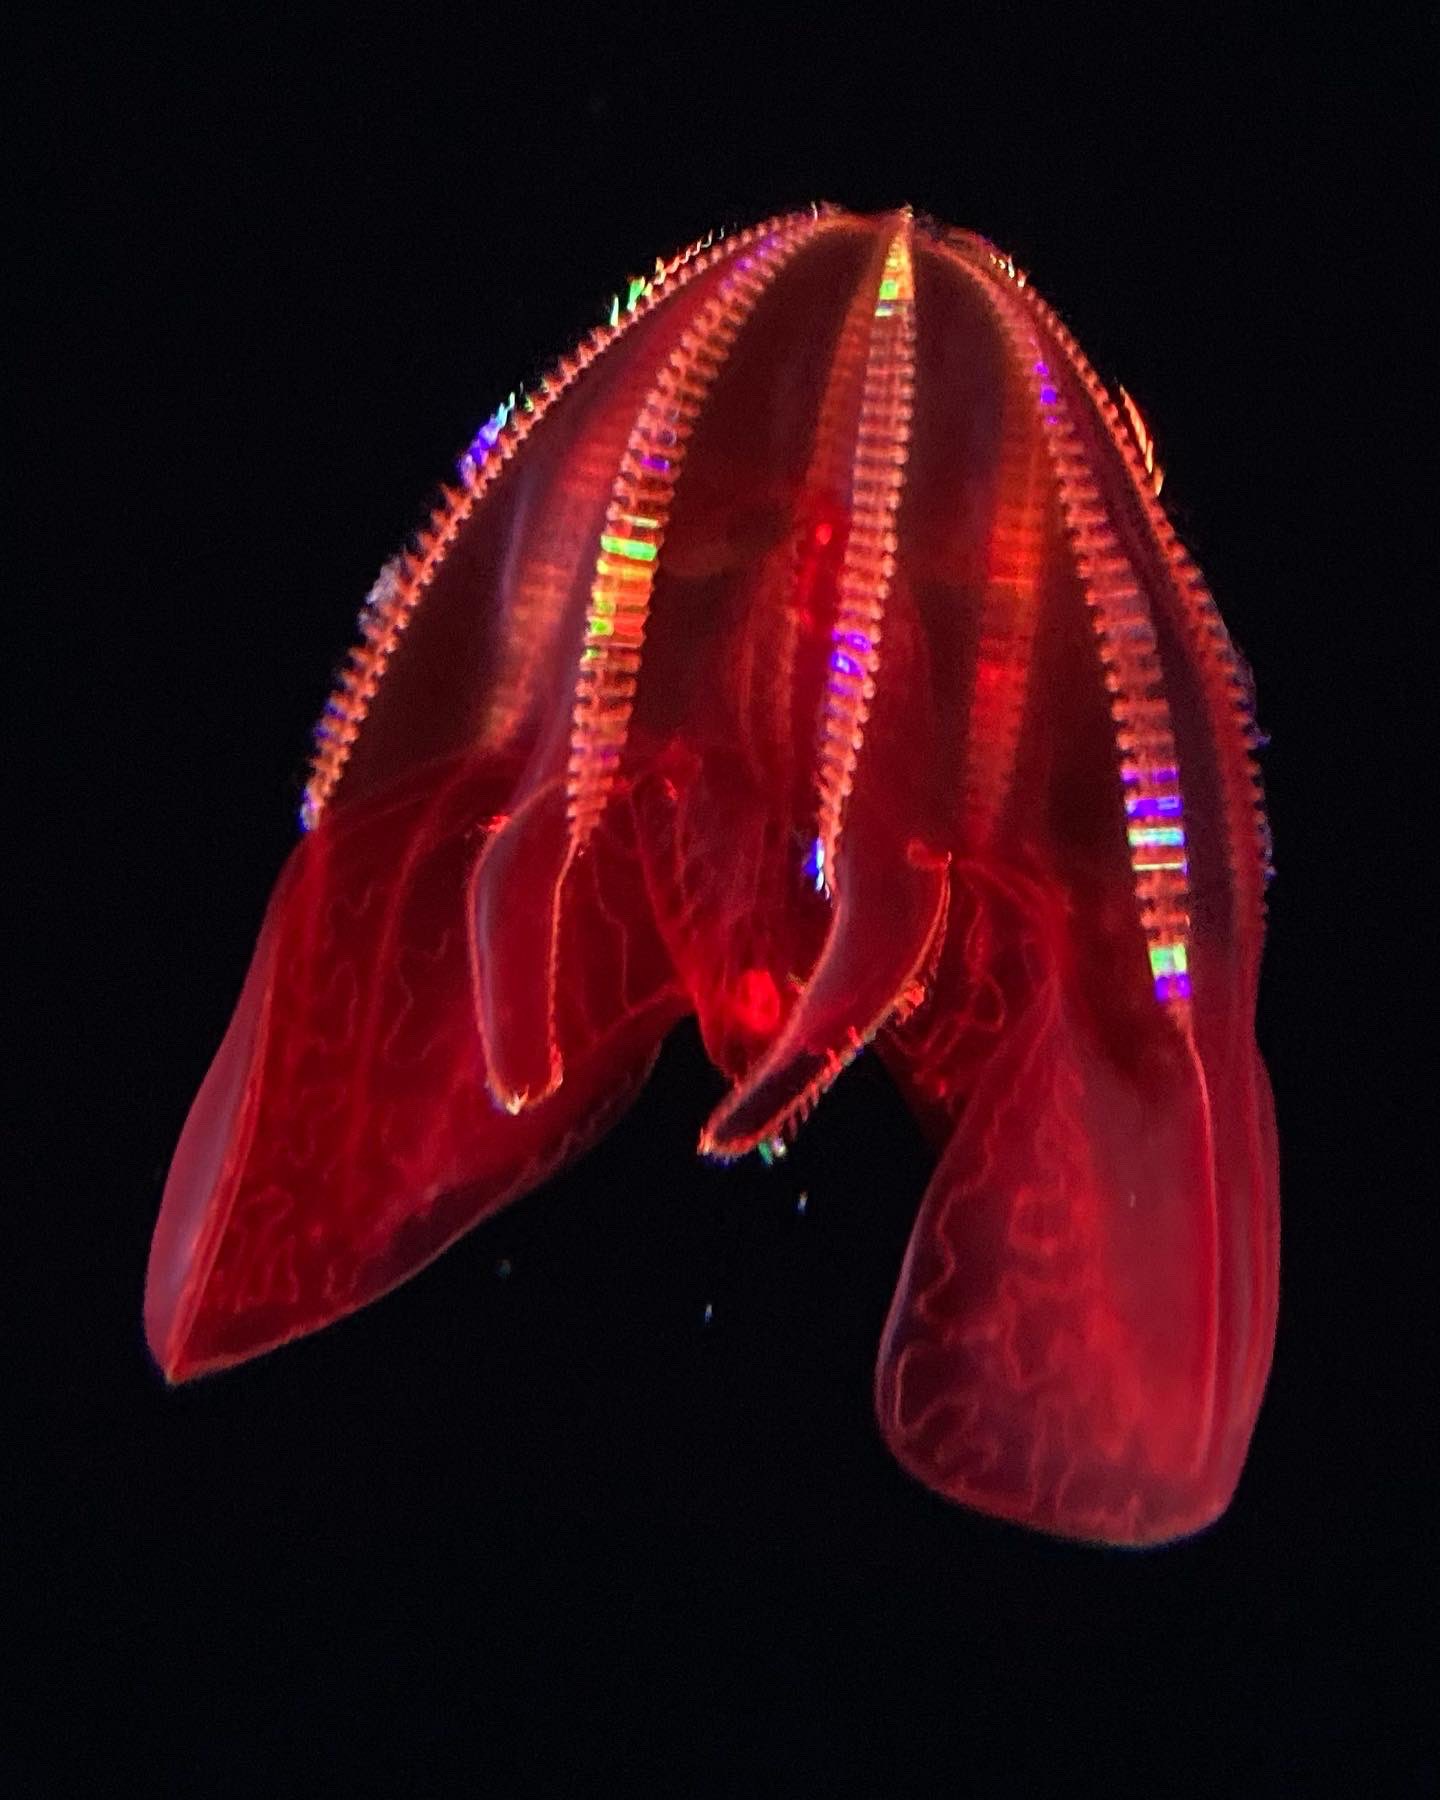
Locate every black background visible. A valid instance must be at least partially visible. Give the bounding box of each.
[15,9,1431,1793]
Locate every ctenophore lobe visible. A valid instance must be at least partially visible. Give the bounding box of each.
[148,207,1277,1546]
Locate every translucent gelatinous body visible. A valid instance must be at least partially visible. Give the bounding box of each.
[148,207,1277,1545]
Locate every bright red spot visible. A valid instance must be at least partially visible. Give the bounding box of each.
[732,966,783,1035]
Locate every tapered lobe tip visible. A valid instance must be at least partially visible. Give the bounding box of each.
[147,758,682,1381]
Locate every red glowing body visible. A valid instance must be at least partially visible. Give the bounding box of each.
[148,208,1278,1546]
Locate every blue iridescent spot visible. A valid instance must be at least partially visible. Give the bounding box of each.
[802,836,827,894]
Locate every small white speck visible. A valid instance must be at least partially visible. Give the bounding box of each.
[796,1191,809,1216]
[702,1303,714,1326]
[496,1258,513,1279]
